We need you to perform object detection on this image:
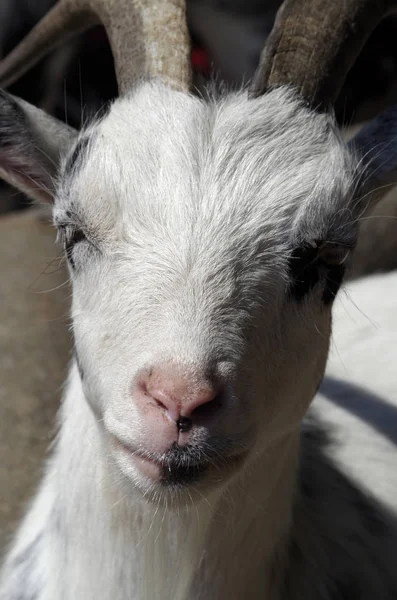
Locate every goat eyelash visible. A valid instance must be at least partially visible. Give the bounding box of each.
[56,224,89,269]
[291,241,351,269]
[56,224,86,248]
[317,242,352,267]
[65,229,87,256]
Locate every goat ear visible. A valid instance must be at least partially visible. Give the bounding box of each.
[0,90,76,203]
[348,104,397,213]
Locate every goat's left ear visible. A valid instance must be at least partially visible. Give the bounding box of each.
[348,104,397,213]
[0,89,76,203]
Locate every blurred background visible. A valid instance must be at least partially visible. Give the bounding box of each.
[3,0,397,214]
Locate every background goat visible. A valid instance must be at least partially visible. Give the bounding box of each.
[0,0,397,598]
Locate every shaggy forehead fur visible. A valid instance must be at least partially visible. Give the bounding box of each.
[56,84,357,274]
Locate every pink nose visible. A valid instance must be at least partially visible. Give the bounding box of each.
[136,364,221,427]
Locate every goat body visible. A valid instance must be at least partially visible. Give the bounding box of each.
[1,83,397,599]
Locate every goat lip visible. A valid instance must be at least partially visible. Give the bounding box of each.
[111,436,248,486]
[111,437,164,480]
[113,438,157,462]
[133,453,162,481]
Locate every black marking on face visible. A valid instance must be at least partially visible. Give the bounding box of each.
[288,244,346,304]
[160,443,210,486]
[322,264,345,305]
[288,245,320,301]
[64,136,90,177]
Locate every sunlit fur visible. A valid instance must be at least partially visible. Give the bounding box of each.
[2,83,396,600]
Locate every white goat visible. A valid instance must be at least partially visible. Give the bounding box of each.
[0,0,397,599]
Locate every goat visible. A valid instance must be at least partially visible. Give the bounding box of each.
[0,0,397,598]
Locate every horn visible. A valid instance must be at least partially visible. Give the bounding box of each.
[0,0,192,95]
[251,0,397,110]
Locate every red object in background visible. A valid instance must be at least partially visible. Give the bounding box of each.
[192,46,211,76]
[85,28,212,79]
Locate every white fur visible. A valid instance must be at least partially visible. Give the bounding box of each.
[1,83,396,600]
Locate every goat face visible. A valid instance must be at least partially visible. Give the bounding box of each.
[2,83,355,502]
[52,84,358,501]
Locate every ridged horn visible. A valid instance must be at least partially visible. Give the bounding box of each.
[251,0,397,110]
[0,0,192,95]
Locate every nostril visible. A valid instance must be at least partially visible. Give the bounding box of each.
[136,366,225,425]
[177,416,192,432]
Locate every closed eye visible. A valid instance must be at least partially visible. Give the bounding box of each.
[288,241,352,303]
[65,228,86,259]
[318,243,350,267]
[57,225,90,269]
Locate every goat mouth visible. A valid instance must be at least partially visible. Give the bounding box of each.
[117,443,212,485]
[158,443,247,488]
[158,446,211,487]
[113,438,246,487]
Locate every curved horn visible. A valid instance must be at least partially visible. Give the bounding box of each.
[0,0,191,95]
[251,0,397,109]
